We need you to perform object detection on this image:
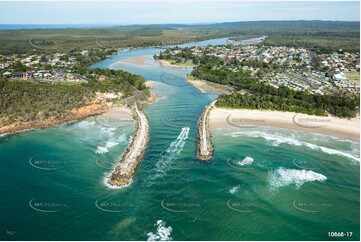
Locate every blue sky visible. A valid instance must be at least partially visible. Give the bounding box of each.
[0,1,359,25]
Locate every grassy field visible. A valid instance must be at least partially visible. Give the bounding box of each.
[345,72,360,83]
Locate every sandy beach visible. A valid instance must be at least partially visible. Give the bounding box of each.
[121,56,153,65]
[186,77,232,94]
[97,105,133,120]
[210,108,360,141]
[145,80,159,87]
[157,59,195,67]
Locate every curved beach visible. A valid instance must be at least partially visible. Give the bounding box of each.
[209,108,360,141]
[107,105,150,187]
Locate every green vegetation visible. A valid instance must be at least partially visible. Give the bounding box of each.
[0,21,359,55]
[217,87,359,118]
[187,52,359,118]
[0,68,148,126]
[345,72,360,83]
[0,79,94,125]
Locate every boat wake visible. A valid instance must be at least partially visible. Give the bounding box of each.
[155,127,189,174]
[142,127,190,186]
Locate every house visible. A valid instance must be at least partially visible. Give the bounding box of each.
[12,71,25,79]
[333,72,349,83]
[99,75,108,81]
[2,71,12,78]
[33,72,43,79]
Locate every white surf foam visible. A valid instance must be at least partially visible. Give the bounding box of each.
[236,157,254,166]
[76,120,96,128]
[105,141,119,149]
[103,175,132,189]
[229,185,240,194]
[228,131,359,162]
[147,220,173,241]
[268,167,327,190]
[95,146,109,154]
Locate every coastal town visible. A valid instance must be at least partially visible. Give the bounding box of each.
[0,1,360,239]
[0,48,121,84]
[157,41,360,95]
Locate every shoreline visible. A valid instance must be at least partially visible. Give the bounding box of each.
[157,59,195,68]
[107,105,150,187]
[0,104,110,138]
[209,108,360,141]
[186,76,232,94]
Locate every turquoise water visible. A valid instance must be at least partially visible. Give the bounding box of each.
[0,38,359,241]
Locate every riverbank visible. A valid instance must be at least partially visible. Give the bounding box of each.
[186,76,232,94]
[143,80,164,105]
[157,59,195,67]
[197,100,216,161]
[209,108,360,141]
[107,105,150,188]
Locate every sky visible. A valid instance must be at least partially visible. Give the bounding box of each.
[0,1,359,25]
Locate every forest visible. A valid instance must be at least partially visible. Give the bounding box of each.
[0,21,359,55]
[0,67,148,126]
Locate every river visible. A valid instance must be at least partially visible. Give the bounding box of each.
[0,37,359,241]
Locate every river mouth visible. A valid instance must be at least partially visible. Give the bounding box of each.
[0,37,359,241]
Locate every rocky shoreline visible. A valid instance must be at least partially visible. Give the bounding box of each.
[0,104,109,137]
[196,101,215,161]
[107,105,150,187]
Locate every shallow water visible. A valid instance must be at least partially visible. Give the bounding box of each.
[0,37,359,241]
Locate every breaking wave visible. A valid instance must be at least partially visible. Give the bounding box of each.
[75,120,96,128]
[146,220,173,241]
[268,167,327,190]
[95,135,127,154]
[228,131,359,162]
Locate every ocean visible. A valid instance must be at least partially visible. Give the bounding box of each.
[0,37,359,241]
